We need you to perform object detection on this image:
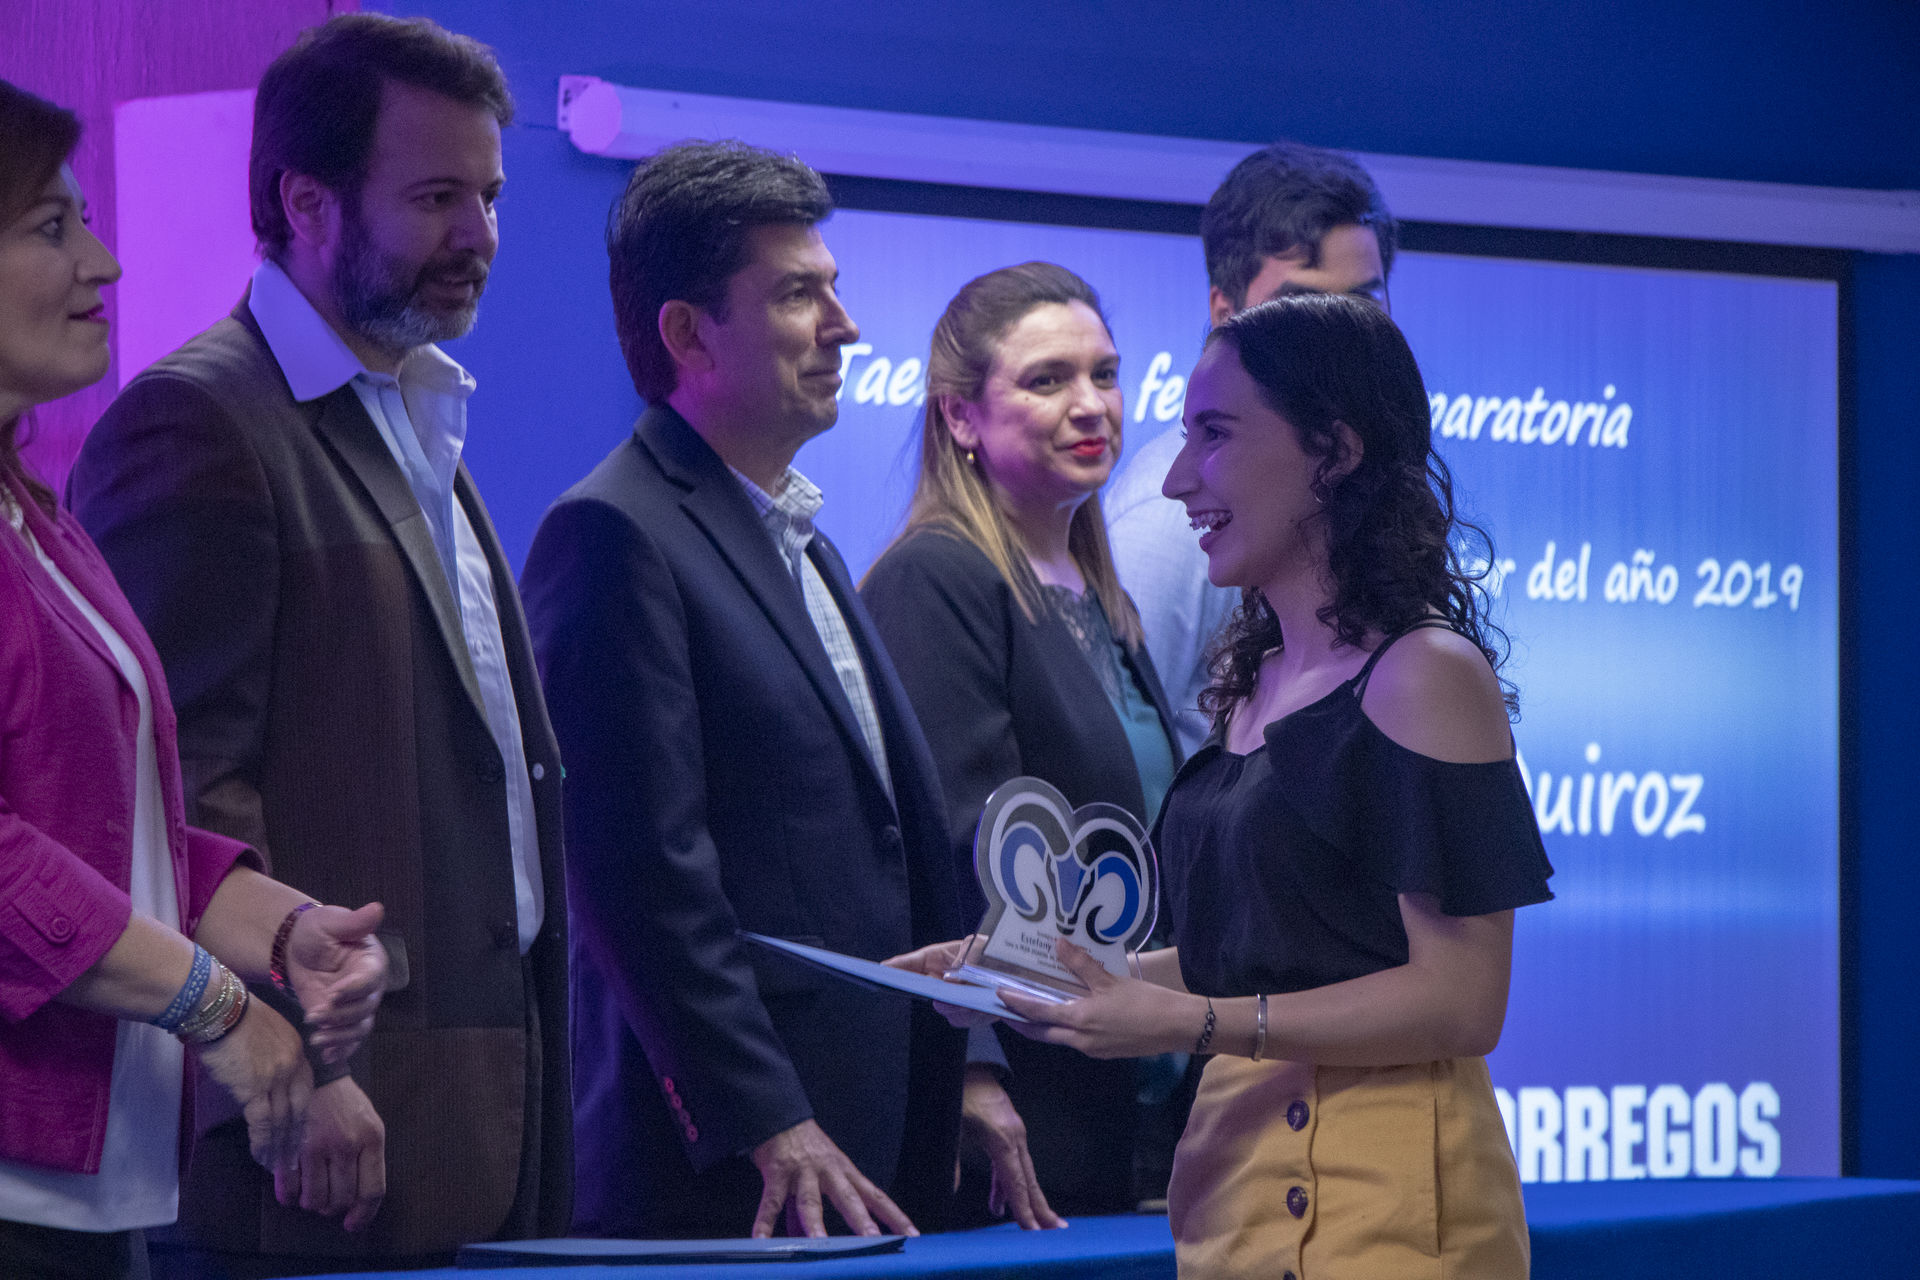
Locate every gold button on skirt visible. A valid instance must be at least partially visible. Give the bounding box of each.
[1168,1055,1528,1279]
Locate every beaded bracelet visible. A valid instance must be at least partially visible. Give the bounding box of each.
[205,981,251,1043]
[173,964,239,1042]
[1252,993,1269,1062]
[181,966,249,1045]
[152,945,214,1032]
[267,901,318,998]
[1194,996,1217,1055]
[175,964,250,1045]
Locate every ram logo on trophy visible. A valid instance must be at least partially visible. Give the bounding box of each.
[947,777,1158,1001]
[743,778,1158,1019]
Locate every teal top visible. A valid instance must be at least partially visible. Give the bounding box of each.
[1112,660,1178,825]
[1041,585,1180,826]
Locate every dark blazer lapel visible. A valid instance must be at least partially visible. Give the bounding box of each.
[807,535,931,807]
[309,386,488,720]
[814,534,959,928]
[636,407,884,796]
[457,465,567,949]
[456,465,564,779]
[455,465,556,754]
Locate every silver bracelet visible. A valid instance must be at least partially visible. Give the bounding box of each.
[1252,993,1269,1061]
[175,963,249,1045]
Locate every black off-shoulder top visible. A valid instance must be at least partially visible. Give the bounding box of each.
[1161,625,1555,999]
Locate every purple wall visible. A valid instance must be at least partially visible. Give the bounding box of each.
[0,0,355,488]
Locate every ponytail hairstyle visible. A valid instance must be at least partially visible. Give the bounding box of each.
[879,260,1141,648]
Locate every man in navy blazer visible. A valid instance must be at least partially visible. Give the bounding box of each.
[520,141,965,1240]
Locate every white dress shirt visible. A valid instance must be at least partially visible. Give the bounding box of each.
[1104,428,1237,756]
[729,465,894,802]
[249,261,543,951]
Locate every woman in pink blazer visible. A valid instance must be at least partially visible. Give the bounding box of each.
[0,81,388,1280]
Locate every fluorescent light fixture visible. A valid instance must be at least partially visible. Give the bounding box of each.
[560,76,1920,254]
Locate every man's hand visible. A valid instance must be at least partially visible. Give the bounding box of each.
[961,1066,1065,1230]
[274,1075,386,1231]
[749,1119,918,1239]
[285,902,388,1064]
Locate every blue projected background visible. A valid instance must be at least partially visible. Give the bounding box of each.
[796,208,1841,1182]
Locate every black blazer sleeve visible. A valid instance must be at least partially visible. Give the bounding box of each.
[522,496,814,1168]
[860,532,1022,1074]
[862,533,1022,923]
[865,531,1181,890]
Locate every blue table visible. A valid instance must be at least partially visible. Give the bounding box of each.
[295,1178,1920,1279]
[1527,1178,1920,1279]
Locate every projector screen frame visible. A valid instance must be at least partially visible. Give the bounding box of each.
[820,169,1859,1173]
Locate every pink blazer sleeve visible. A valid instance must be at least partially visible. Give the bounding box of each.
[181,825,256,936]
[0,801,134,1023]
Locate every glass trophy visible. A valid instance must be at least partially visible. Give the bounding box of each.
[943,776,1159,1004]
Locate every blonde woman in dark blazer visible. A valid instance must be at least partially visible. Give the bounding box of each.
[864,263,1182,1227]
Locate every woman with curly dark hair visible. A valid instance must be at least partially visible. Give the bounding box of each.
[897,291,1552,1277]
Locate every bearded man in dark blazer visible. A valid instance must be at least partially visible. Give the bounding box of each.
[69,15,568,1275]
[519,141,965,1240]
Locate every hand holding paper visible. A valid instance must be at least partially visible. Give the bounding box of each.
[883,936,1001,1028]
[744,778,1160,1029]
[998,939,1204,1059]
[741,934,1030,1024]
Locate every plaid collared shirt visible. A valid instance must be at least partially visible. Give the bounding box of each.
[729,465,894,802]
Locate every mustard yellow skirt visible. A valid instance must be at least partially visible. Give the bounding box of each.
[1167,1055,1528,1280]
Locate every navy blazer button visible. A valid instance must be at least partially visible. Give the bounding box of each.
[1286,1186,1308,1218]
[879,825,903,854]
[491,921,517,949]
[1287,1100,1309,1131]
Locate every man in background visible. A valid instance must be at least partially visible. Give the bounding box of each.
[521,140,967,1241]
[1105,141,1397,753]
[71,14,568,1274]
